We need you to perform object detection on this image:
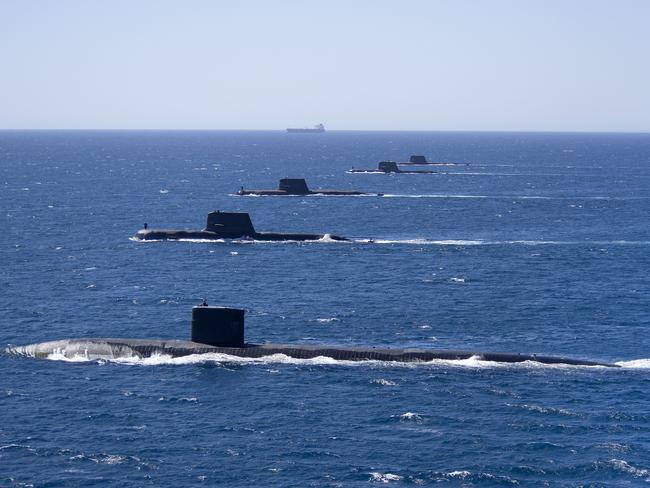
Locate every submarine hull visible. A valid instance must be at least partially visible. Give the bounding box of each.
[399,162,461,166]
[133,229,348,242]
[237,178,376,196]
[347,168,437,174]
[10,338,618,367]
[134,211,348,241]
[238,189,370,196]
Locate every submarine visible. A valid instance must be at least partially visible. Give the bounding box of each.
[9,305,619,367]
[236,178,381,196]
[400,155,463,166]
[133,211,347,242]
[348,161,437,174]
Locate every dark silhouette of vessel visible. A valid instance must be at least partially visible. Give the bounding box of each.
[408,155,428,164]
[133,211,347,241]
[348,161,437,174]
[400,155,463,166]
[286,123,325,133]
[10,305,619,367]
[237,178,380,196]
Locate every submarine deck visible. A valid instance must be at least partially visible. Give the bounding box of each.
[399,162,463,166]
[133,229,347,241]
[348,168,438,174]
[11,338,618,367]
[238,189,369,196]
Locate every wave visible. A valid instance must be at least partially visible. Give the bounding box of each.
[507,403,581,417]
[234,191,650,200]
[446,171,563,176]
[357,239,650,246]
[605,459,650,479]
[397,412,425,423]
[371,378,398,387]
[315,317,340,323]
[369,472,402,483]
[615,358,650,369]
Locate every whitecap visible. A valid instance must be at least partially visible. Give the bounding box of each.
[316,317,340,323]
[317,233,343,243]
[365,239,650,247]
[369,472,402,483]
[398,412,424,423]
[606,459,650,479]
[366,239,484,246]
[446,470,471,478]
[616,358,650,369]
[508,403,579,417]
[91,454,128,465]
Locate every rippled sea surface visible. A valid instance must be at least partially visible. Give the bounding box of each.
[2,130,650,486]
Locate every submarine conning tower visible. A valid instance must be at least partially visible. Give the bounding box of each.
[204,211,256,237]
[409,155,428,164]
[378,161,400,173]
[278,178,310,194]
[192,305,245,347]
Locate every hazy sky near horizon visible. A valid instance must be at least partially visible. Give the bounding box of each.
[1,0,649,131]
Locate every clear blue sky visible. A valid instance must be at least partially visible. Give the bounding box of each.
[1,0,649,131]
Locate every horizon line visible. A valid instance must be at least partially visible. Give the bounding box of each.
[0,128,648,135]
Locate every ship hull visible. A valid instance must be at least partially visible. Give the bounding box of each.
[133,229,347,242]
[347,168,437,174]
[399,162,462,166]
[9,338,618,367]
[237,189,369,196]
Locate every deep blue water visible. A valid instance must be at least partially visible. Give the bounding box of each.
[1,130,650,486]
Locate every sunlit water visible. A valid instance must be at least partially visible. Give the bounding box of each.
[1,130,650,486]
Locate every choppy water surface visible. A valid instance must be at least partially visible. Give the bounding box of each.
[1,130,650,486]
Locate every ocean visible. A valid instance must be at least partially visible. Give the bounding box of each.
[1,130,649,486]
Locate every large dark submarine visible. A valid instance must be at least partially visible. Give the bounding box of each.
[348,161,437,174]
[10,305,619,367]
[236,178,381,196]
[134,211,348,242]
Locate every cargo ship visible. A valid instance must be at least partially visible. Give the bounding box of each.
[286,123,325,133]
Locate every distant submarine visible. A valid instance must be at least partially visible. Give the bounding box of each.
[400,155,464,166]
[348,161,437,174]
[9,305,619,367]
[134,211,347,242]
[286,123,325,133]
[237,178,381,196]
